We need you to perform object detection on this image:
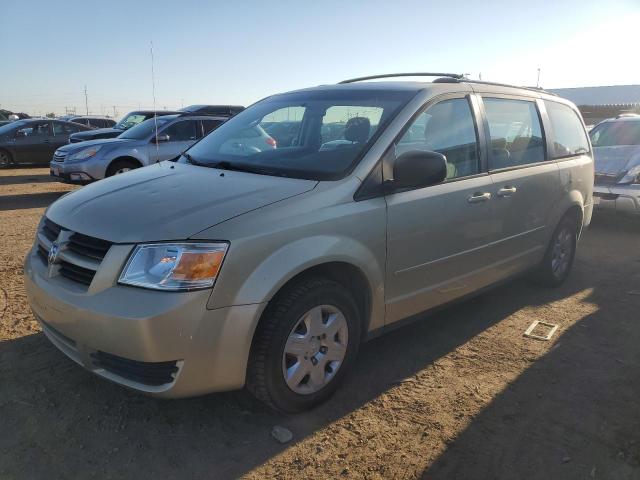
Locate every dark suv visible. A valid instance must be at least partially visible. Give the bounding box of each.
[68,110,181,143]
[59,116,116,129]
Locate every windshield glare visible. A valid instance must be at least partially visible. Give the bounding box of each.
[118,116,173,140]
[184,89,414,180]
[590,121,640,147]
[115,113,149,130]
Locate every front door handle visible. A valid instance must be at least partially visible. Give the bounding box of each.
[467,192,492,203]
[497,186,517,197]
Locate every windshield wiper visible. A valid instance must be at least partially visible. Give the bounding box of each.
[211,160,269,175]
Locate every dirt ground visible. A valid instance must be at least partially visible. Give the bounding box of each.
[1,167,639,480]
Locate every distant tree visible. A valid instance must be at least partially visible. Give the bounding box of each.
[45,112,56,118]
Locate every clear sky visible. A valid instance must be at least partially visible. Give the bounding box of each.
[1,0,638,117]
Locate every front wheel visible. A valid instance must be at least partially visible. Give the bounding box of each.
[106,159,139,177]
[0,149,12,168]
[533,214,579,287]
[247,277,361,413]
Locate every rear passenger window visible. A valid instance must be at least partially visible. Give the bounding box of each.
[483,98,545,169]
[544,101,589,158]
[397,97,479,179]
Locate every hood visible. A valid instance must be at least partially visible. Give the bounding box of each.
[71,127,123,140]
[46,162,317,243]
[56,137,135,154]
[593,145,640,176]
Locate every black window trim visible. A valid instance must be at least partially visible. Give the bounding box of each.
[478,93,550,174]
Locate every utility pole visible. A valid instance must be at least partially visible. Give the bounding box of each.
[536,68,541,88]
[84,85,89,115]
[113,106,117,118]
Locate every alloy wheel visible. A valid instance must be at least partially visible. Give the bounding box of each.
[551,227,573,278]
[282,304,349,395]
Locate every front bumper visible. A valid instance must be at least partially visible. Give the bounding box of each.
[24,242,265,398]
[49,157,105,184]
[593,184,640,216]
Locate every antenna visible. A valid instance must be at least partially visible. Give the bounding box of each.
[150,41,160,160]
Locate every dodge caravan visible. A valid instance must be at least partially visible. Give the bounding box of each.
[24,73,594,412]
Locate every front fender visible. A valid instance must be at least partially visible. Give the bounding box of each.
[207,234,386,333]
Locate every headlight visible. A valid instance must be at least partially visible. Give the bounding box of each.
[619,164,640,185]
[68,146,102,162]
[118,242,229,291]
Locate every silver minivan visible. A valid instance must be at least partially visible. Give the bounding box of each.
[25,74,594,412]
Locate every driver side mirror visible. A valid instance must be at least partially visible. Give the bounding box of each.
[154,134,170,143]
[391,150,447,190]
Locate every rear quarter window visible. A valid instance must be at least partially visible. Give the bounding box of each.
[544,101,590,158]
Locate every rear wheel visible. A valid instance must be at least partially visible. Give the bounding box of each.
[106,159,139,177]
[0,149,12,168]
[247,277,361,413]
[533,214,579,287]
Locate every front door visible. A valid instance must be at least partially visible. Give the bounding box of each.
[12,121,53,164]
[148,119,199,164]
[385,96,497,323]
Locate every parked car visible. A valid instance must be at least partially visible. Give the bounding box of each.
[59,115,116,129]
[591,115,640,216]
[0,119,91,167]
[25,74,593,412]
[50,114,226,183]
[68,110,182,143]
[180,105,245,117]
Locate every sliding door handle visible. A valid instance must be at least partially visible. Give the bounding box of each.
[467,192,492,203]
[497,186,517,197]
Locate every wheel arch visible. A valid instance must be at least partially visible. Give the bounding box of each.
[106,156,143,175]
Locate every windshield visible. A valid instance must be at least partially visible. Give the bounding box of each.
[115,113,151,130]
[118,116,174,140]
[590,121,640,147]
[184,89,415,180]
[0,120,26,135]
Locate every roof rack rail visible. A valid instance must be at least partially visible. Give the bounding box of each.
[338,73,464,84]
[462,79,557,96]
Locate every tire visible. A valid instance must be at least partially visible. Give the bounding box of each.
[0,149,12,168]
[247,277,362,413]
[106,159,139,177]
[533,214,579,287]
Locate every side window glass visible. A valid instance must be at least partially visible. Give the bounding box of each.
[198,120,223,138]
[396,98,480,179]
[544,101,589,158]
[17,122,50,137]
[260,106,304,147]
[164,121,197,142]
[483,98,544,169]
[53,122,79,135]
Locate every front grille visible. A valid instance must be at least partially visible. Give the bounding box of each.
[37,218,112,287]
[42,218,62,242]
[53,152,67,162]
[91,351,179,386]
[59,261,96,285]
[67,232,112,260]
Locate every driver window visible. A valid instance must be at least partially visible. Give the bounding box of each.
[396,98,480,179]
[17,122,50,137]
[163,120,197,142]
